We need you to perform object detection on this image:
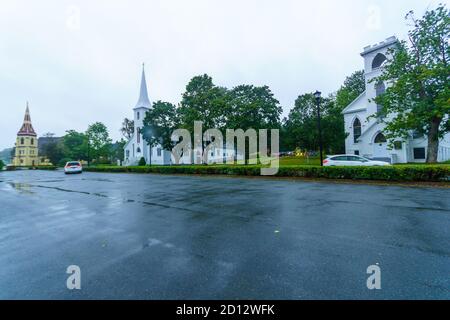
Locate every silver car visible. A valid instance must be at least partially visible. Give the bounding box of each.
[64,161,83,174]
[323,155,391,166]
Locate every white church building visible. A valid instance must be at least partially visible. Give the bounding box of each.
[123,66,172,166]
[123,66,244,166]
[342,36,450,163]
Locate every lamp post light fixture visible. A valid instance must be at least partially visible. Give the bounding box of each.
[314,90,324,166]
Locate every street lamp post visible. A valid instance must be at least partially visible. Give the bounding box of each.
[87,136,90,167]
[314,90,324,166]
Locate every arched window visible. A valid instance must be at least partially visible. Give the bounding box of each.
[375,82,386,114]
[31,138,34,145]
[137,147,141,153]
[374,132,387,144]
[137,127,140,143]
[372,53,387,69]
[137,112,140,120]
[353,118,362,143]
[21,138,24,145]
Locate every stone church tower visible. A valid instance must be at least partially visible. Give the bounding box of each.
[13,103,40,167]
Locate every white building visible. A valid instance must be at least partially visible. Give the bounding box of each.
[123,66,244,166]
[123,66,172,165]
[342,36,450,163]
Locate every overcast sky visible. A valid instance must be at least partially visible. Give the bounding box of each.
[0,0,446,150]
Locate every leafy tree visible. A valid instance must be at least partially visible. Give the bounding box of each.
[226,85,282,131]
[86,122,112,163]
[373,5,449,163]
[0,159,4,170]
[283,93,321,152]
[40,139,64,165]
[142,101,180,161]
[112,139,127,162]
[62,130,88,161]
[120,118,134,139]
[179,74,228,133]
[283,93,345,154]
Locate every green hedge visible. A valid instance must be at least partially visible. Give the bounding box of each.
[84,165,450,182]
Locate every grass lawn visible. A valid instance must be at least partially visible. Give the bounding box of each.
[279,156,321,166]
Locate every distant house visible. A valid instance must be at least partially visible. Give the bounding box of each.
[342,36,450,163]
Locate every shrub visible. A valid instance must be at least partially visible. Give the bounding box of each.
[138,157,146,166]
[0,160,4,170]
[83,164,450,182]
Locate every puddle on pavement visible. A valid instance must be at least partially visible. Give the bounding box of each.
[7,182,35,194]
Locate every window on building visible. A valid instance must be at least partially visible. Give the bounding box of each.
[137,147,141,153]
[374,133,387,144]
[126,150,130,159]
[157,148,162,157]
[137,128,140,143]
[354,150,360,155]
[353,118,361,143]
[137,112,140,120]
[372,53,387,69]
[414,148,426,160]
[21,138,24,145]
[375,82,386,115]
[31,138,34,145]
[132,144,135,157]
[394,141,403,150]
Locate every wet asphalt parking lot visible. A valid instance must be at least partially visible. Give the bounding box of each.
[0,169,449,299]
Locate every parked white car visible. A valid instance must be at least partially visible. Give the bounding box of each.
[64,161,83,174]
[323,155,391,166]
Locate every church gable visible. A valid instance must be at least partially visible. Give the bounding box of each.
[342,91,367,115]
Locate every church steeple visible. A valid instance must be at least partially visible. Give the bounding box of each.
[18,102,37,137]
[134,63,151,110]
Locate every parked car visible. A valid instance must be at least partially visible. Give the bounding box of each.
[323,155,391,166]
[64,161,83,174]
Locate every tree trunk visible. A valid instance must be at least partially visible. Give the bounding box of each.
[426,117,441,163]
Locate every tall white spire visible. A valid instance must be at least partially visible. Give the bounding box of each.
[134,63,151,109]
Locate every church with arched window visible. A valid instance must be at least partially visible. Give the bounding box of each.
[12,103,40,167]
[342,36,450,163]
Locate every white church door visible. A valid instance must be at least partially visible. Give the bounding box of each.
[372,132,390,160]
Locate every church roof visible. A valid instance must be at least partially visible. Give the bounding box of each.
[17,102,37,137]
[134,64,151,110]
[341,91,367,114]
